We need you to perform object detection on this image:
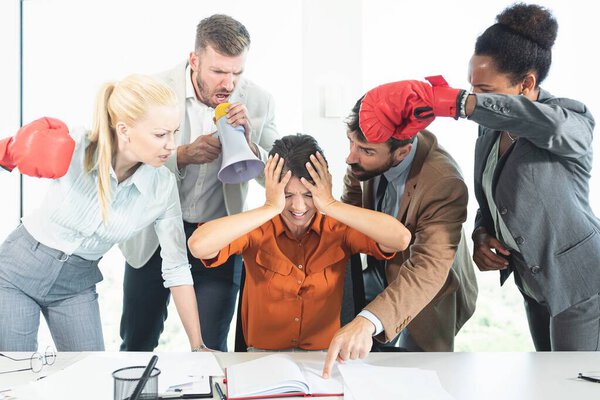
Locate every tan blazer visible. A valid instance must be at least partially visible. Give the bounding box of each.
[342,130,478,351]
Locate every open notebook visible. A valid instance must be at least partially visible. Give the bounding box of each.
[224,354,343,399]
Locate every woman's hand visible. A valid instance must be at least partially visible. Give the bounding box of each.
[264,154,291,213]
[301,152,337,213]
[472,227,511,271]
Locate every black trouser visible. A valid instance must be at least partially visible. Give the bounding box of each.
[119,221,242,351]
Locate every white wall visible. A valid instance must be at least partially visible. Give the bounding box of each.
[0,1,21,237]
[301,0,362,198]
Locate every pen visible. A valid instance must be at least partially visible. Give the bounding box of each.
[158,394,208,399]
[130,355,159,400]
[578,373,600,383]
[215,382,227,400]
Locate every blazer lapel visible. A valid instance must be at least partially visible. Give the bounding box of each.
[474,129,498,197]
[164,61,191,147]
[397,131,429,221]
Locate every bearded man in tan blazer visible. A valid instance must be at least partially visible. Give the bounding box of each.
[322,96,478,378]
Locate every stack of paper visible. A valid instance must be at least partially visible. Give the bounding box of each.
[338,362,454,400]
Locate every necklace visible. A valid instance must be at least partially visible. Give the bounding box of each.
[504,131,517,143]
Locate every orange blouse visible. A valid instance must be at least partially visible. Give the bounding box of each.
[203,212,393,350]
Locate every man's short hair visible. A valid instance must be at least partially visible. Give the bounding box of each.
[195,14,251,56]
[269,134,327,183]
[346,96,414,152]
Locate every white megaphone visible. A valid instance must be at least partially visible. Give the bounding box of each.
[214,103,264,184]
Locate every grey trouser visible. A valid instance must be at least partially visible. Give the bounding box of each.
[514,272,600,351]
[0,224,104,351]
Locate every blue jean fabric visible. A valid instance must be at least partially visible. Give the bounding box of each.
[0,224,104,351]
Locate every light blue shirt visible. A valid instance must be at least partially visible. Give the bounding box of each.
[22,128,193,288]
[359,137,418,336]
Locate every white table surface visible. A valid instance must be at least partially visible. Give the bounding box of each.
[1,351,599,399]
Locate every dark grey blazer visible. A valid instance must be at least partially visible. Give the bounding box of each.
[471,89,600,316]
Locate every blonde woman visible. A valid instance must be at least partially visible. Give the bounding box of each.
[0,74,204,351]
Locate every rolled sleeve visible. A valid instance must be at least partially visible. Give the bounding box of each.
[155,176,193,288]
[202,234,250,268]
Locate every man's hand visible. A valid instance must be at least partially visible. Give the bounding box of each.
[322,316,375,379]
[301,152,337,213]
[227,102,258,156]
[472,227,511,271]
[263,154,291,213]
[177,133,222,168]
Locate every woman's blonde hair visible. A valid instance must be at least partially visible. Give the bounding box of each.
[84,74,178,222]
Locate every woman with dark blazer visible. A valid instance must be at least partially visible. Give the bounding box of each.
[357,3,599,351]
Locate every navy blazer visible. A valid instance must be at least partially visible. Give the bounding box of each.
[471,89,600,316]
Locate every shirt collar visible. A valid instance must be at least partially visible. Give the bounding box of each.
[273,211,324,239]
[90,160,153,195]
[383,136,418,183]
[127,163,154,195]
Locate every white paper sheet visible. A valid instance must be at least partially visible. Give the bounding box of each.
[338,361,455,400]
[12,352,222,400]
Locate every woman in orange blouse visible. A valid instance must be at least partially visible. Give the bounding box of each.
[188,134,410,350]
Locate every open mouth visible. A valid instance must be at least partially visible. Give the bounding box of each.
[289,210,308,219]
[158,154,170,161]
[215,93,231,103]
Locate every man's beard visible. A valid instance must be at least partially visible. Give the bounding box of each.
[196,76,231,108]
[348,157,396,181]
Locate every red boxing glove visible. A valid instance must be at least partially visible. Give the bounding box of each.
[425,75,465,119]
[0,136,16,171]
[1,117,75,178]
[359,76,465,143]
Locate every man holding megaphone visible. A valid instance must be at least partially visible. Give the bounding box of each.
[119,14,278,352]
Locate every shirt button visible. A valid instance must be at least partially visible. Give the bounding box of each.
[296,295,301,300]
[297,264,303,269]
[291,338,298,343]
[297,280,302,285]
[530,265,541,274]
[294,317,300,322]
[515,236,525,245]
[499,207,507,215]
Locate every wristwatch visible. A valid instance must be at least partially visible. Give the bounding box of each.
[192,344,208,352]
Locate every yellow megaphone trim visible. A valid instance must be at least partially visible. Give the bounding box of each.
[213,102,231,123]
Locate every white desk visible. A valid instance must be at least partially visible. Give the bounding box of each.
[2,352,599,399]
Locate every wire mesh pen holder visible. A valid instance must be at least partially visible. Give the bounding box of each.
[112,365,161,400]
